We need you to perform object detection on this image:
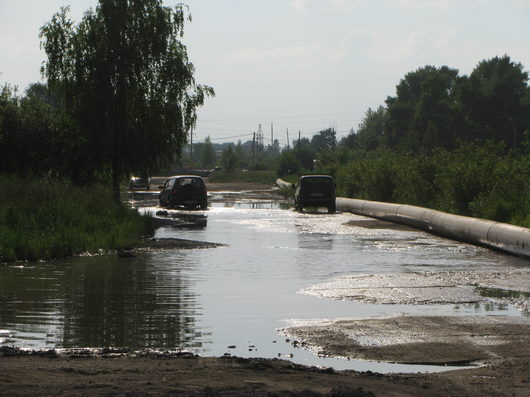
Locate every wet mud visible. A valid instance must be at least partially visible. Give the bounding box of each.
[136,237,226,251]
[2,344,530,397]
[301,269,530,310]
[281,315,530,365]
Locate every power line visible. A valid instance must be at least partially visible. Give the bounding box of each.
[208,132,254,141]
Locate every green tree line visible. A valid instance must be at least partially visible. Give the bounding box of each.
[341,55,530,153]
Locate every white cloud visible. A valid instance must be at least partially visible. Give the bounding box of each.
[384,0,458,8]
[291,0,364,11]
[0,36,38,61]
[346,25,463,65]
[222,42,347,65]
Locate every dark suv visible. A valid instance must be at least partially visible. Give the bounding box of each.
[159,175,208,210]
[294,175,336,213]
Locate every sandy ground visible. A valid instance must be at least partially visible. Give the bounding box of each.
[3,182,530,396]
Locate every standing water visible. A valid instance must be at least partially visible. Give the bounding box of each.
[0,191,528,372]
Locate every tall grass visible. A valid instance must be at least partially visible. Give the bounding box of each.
[0,176,152,262]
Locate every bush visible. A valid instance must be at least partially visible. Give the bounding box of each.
[275,151,302,177]
[333,143,530,228]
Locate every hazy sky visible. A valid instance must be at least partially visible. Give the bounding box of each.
[1,0,529,147]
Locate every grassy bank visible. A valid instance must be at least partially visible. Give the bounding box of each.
[0,176,152,263]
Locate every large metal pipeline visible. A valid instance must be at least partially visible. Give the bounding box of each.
[275,178,530,258]
[336,197,530,259]
[275,178,293,189]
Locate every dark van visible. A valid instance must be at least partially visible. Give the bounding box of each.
[159,175,208,210]
[294,175,336,213]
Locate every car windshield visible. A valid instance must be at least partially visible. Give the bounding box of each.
[302,177,332,186]
[178,178,203,187]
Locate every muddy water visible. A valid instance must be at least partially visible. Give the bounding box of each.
[1,192,528,372]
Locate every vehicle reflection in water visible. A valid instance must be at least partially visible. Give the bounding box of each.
[1,195,528,373]
[153,210,208,228]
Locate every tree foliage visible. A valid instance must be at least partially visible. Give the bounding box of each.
[341,106,386,151]
[199,136,216,168]
[0,83,73,177]
[39,0,214,196]
[379,56,529,153]
[221,144,237,172]
[459,55,529,147]
[385,65,464,152]
[311,128,336,152]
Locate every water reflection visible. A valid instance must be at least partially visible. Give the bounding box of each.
[0,254,204,349]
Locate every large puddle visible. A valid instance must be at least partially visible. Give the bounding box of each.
[1,191,528,373]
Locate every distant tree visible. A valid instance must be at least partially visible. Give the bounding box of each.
[199,136,216,168]
[385,65,464,152]
[221,144,236,172]
[311,128,337,152]
[40,1,214,198]
[292,137,316,170]
[235,140,246,167]
[459,55,529,149]
[341,106,386,151]
[275,150,302,177]
[25,83,51,103]
[268,138,281,157]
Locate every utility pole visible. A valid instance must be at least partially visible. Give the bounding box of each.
[252,132,256,164]
[257,124,263,152]
[271,123,274,155]
[286,128,290,150]
[298,130,301,155]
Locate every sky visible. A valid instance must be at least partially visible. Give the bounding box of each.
[1,0,529,148]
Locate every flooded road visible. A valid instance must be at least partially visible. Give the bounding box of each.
[1,191,528,372]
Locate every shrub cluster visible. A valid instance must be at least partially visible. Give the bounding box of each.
[332,142,530,228]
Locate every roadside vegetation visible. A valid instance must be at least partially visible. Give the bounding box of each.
[330,143,530,228]
[0,176,152,262]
